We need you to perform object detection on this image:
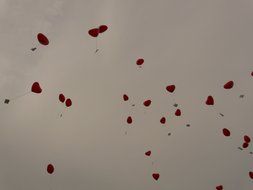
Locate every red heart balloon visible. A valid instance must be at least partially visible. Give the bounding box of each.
[59,93,65,103]
[145,151,151,156]
[160,117,166,124]
[223,80,234,89]
[31,82,42,94]
[65,98,72,107]
[152,173,160,181]
[37,33,49,45]
[127,116,132,124]
[243,142,249,148]
[99,25,108,33]
[206,96,214,105]
[143,99,151,107]
[123,94,129,101]
[47,164,54,174]
[175,109,181,116]
[244,135,251,143]
[136,58,144,65]
[223,128,230,137]
[166,85,175,93]
[88,28,99,37]
[249,171,253,179]
[216,185,223,190]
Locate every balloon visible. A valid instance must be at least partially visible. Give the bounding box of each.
[99,25,108,33]
[47,164,54,174]
[145,151,151,156]
[251,71,253,76]
[166,85,175,93]
[88,28,99,37]
[31,82,42,94]
[65,98,72,107]
[136,58,144,66]
[37,33,49,45]
[249,171,253,179]
[223,80,234,89]
[216,185,223,190]
[59,94,65,103]
[123,94,129,101]
[244,135,251,143]
[152,173,160,181]
[160,117,166,124]
[143,99,151,107]
[243,142,249,148]
[127,116,132,124]
[222,128,230,137]
[175,109,181,116]
[206,96,214,105]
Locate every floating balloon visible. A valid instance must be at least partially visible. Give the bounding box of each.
[31,82,42,94]
[223,80,234,89]
[136,58,144,66]
[47,164,54,174]
[152,173,160,181]
[243,142,249,148]
[216,185,223,190]
[249,171,253,179]
[99,25,108,33]
[127,116,132,124]
[145,151,151,156]
[88,28,99,37]
[166,85,175,93]
[244,135,251,143]
[37,33,49,45]
[175,109,181,116]
[206,96,214,105]
[160,117,166,124]
[123,94,129,101]
[143,99,151,107]
[65,98,72,107]
[59,94,65,103]
[222,128,230,137]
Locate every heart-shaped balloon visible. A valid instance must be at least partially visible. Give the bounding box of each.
[123,94,129,101]
[243,142,249,148]
[160,117,166,124]
[223,80,234,89]
[47,164,54,174]
[166,85,175,93]
[249,171,253,179]
[244,135,251,143]
[216,185,223,190]
[37,33,49,45]
[127,116,132,124]
[88,28,99,37]
[31,82,42,94]
[175,109,181,116]
[206,96,214,105]
[59,93,65,103]
[222,128,230,137]
[99,25,108,33]
[145,151,151,156]
[65,98,72,107]
[152,173,160,181]
[143,99,151,107]
[136,58,144,66]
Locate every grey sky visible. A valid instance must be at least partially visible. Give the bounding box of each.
[0,0,252,189]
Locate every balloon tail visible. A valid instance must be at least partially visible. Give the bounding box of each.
[31,47,37,51]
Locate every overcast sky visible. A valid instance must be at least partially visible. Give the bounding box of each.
[0,0,253,189]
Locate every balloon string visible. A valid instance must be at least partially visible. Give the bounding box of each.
[9,91,30,101]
